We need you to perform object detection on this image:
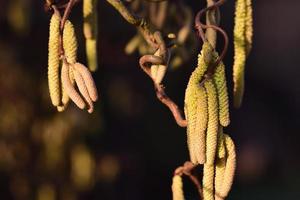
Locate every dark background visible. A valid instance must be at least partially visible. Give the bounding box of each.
[0,0,299,199]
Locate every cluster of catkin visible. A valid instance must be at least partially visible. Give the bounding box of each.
[180,42,236,200]
[48,12,98,113]
[233,0,253,108]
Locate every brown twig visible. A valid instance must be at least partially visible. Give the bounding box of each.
[194,0,229,85]
[107,0,187,127]
[174,162,203,200]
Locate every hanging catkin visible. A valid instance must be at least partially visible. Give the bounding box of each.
[48,13,61,107]
[214,128,226,200]
[213,58,230,127]
[83,0,98,72]
[203,164,215,200]
[184,42,213,164]
[233,0,246,108]
[204,80,219,165]
[57,20,78,111]
[219,134,236,199]
[172,175,185,200]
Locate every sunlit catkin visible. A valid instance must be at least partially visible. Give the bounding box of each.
[83,0,98,72]
[213,60,230,127]
[204,80,219,165]
[48,13,61,107]
[219,134,236,199]
[63,20,78,64]
[215,128,226,200]
[172,175,185,200]
[233,0,246,108]
[245,0,253,55]
[74,62,98,102]
[73,67,94,113]
[184,42,213,164]
[203,164,214,200]
[61,63,86,109]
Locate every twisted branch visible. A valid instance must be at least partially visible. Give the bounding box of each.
[107,0,187,127]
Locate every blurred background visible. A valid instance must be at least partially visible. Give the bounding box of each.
[0,0,300,199]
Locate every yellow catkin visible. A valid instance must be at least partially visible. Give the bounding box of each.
[245,0,253,55]
[219,134,236,199]
[83,0,98,72]
[213,60,230,127]
[63,20,78,64]
[203,164,215,200]
[204,80,219,165]
[233,0,246,108]
[74,62,98,102]
[172,175,185,200]
[48,13,61,107]
[184,42,213,164]
[215,157,226,200]
[214,129,226,200]
[58,20,78,110]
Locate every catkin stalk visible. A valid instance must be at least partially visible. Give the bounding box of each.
[83,0,98,72]
[48,13,61,107]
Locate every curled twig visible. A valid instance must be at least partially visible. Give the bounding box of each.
[107,0,187,127]
[174,162,203,200]
[194,0,228,85]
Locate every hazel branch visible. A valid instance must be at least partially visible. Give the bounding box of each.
[107,0,187,127]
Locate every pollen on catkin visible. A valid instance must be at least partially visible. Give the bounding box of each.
[213,58,230,127]
[233,0,246,108]
[83,0,98,72]
[172,175,185,200]
[204,80,219,165]
[48,13,61,107]
[184,42,213,164]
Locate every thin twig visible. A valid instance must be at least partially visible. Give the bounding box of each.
[174,162,203,200]
[107,0,187,127]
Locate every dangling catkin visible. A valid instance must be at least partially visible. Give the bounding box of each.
[83,0,98,72]
[74,62,98,102]
[172,175,185,200]
[219,134,236,199]
[233,0,246,108]
[204,80,219,165]
[184,42,213,164]
[213,59,230,127]
[203,164,214,200]
[48,13,61,107]
[214,128,226,200]
[73,67,94,113]
[245,0,253,55]
[61,63,86,109]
